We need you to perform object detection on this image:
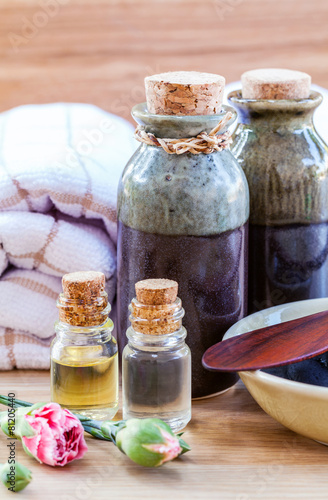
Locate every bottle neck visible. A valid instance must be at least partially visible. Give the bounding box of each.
[127,296,186,350]
[228,90,322,130]
[55,318,114,344]
[126,326,187,351]
[132,102,236,139]
[57,290,111,327]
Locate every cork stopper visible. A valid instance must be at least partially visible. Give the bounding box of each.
[62,271,105,300]
[145,71,225,115]
[241,68,311,100]
[135,278,178,305]
[59,271,109,327]
[131,279,182,335]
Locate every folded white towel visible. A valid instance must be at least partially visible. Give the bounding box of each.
[0,212,116,279]
[0,102,136,243]
[0,327,52,371]
[0,102,136,369]
[0,269,62,339]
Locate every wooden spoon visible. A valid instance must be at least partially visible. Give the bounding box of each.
[202,310,328,372]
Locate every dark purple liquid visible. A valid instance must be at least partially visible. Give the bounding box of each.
[117,222,248,398]
[249,222,328,313]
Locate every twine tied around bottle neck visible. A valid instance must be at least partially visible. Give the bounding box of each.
[134,111,233,155]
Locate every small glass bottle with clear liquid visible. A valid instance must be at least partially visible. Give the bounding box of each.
[122,278,192,432]
[51,271,119,420]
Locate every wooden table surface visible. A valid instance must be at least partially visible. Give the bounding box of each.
[0,0,328,123]
[1,370,328,499]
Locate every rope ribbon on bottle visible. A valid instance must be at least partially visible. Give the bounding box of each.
[134,111,233,155]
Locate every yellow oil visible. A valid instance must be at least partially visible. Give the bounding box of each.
[51,346,118,420]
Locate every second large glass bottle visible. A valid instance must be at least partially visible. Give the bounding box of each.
[117,71,249,398]
[228,68,328,313]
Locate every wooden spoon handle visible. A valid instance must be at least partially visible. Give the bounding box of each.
[202,310,328,372]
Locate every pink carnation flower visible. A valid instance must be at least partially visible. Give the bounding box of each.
[22,403,88,466]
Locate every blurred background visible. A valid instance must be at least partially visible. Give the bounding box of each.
[0,0,327,123]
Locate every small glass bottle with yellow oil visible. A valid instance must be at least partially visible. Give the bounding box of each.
[51,271,119,420]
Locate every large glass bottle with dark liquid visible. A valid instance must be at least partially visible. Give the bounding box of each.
[117,86,249,399]
[228,86,328,313]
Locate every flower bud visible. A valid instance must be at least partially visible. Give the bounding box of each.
[0,462,32,492]
[116,418,183,467]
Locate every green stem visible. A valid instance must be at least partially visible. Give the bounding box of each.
[81,424,110,441]
[100,420,127,445]
[0,396,31,408]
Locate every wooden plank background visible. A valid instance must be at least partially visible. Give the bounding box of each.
[0,0,327,123]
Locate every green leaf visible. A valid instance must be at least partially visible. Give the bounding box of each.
[178,437,191,455]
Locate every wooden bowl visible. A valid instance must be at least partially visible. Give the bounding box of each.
[223,298,328,445]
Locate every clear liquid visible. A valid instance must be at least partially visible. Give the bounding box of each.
[122,344,191,432]
[51,346,119,420]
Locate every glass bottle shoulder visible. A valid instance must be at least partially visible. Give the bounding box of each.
[123,326,191,360]
[51,319,117,366]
